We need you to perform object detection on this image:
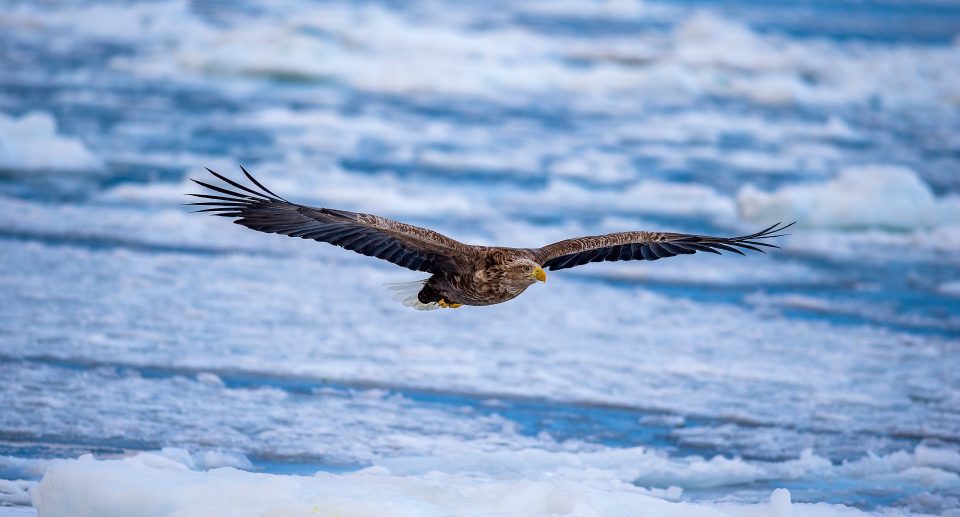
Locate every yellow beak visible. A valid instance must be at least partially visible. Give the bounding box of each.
[533,267,547,283]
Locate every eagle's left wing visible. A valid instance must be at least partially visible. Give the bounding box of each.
[531,222,793,271]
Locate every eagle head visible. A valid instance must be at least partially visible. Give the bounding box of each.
[505,258,546,286]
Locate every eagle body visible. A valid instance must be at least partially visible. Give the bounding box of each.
[190,168,792,310]
[419,249,541,307]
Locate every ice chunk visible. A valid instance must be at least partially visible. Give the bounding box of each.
[770,488,792,516]
[0,479,33,507]
[940,281,960,298]
[738,165,960,231]
[196,372,226,387]
[0,112,103,173]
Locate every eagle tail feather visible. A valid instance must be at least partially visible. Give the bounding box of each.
[384,278,440,311]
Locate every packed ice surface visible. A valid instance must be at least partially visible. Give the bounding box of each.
[1,0,959,515]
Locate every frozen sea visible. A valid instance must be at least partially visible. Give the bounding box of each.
[1,0,959,515]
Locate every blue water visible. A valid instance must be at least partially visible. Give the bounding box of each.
[1,0,959,514]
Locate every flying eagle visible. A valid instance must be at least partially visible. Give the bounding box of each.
[189,167,792,310]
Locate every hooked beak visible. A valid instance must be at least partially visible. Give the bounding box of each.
[532,266,547,283]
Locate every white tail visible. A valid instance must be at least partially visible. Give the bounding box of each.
[384,278,440,311]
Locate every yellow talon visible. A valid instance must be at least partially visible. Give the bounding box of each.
[438,299,448,308]
[448,303,462,308]
[437,299,462,309]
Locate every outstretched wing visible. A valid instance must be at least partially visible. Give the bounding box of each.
[188,167,471,273]
[532,222,793,271]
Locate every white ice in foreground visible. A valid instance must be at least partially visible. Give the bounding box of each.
[0,112,103,173]
[30,453,867,517]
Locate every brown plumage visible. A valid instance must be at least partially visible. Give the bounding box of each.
[189,167,793,310]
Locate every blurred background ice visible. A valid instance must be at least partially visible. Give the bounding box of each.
[1,0,959,514]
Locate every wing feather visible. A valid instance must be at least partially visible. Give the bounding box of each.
[534,223,793,271]
[188,168,471,273]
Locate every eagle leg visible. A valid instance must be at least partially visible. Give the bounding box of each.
[416,282,462,308]
[418,283,442,304]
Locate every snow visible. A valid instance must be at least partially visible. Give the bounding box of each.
[0,112,103,173]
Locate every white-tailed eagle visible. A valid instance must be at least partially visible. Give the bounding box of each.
[190,167,792,310]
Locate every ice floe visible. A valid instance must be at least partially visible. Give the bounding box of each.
[29,452,872,517]
[25,444,960,515]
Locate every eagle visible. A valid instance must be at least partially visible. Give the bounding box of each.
[189,167,792,310]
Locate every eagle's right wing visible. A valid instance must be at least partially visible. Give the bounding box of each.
[532,223,793,271]
[188,167,471,274]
